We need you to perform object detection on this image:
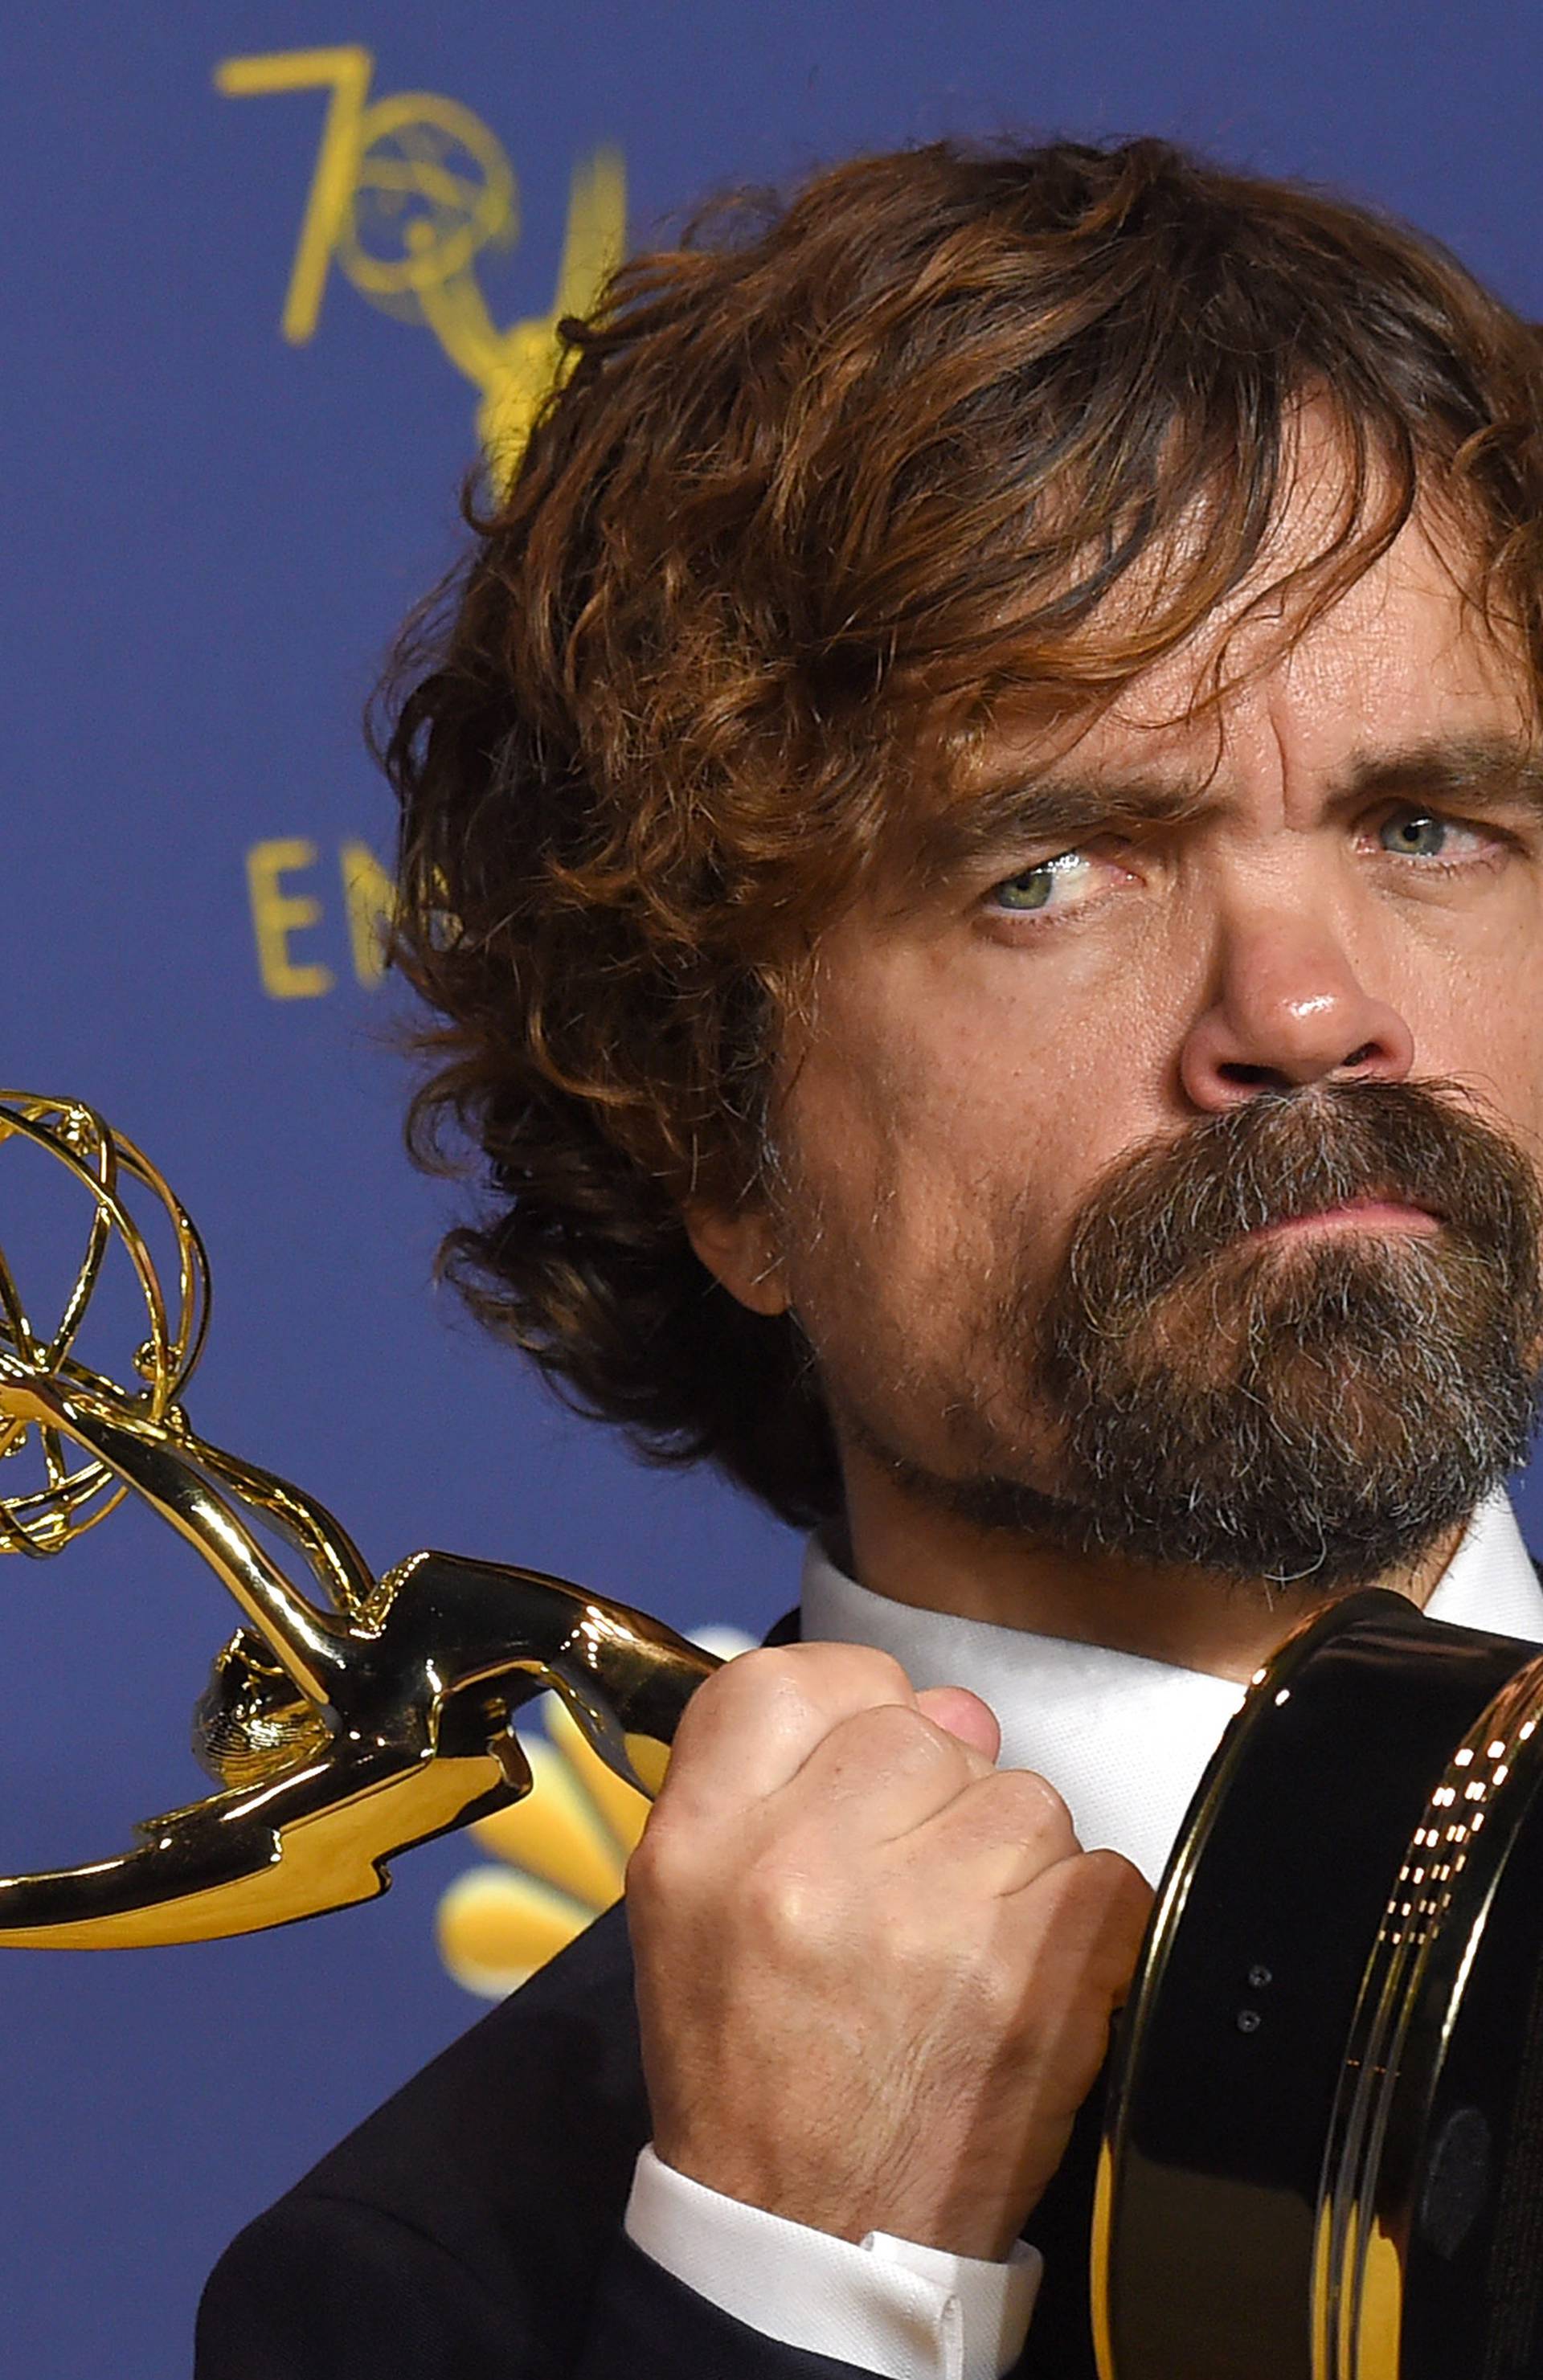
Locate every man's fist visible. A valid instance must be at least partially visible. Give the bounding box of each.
[625,1641,1153,2260]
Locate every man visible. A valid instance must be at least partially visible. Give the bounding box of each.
[197,136,1543,2377]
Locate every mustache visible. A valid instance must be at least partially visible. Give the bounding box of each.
[1053,1079,1543,1331]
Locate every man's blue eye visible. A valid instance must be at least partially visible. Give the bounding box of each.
[993,863,1057,911]
[1380,811,1449,858]
[992,852,1092,911]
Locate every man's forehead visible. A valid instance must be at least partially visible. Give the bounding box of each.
[899,505,1534,861]
[979,486,1514,748]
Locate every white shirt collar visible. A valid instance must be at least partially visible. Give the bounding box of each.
[799,1488,1543,1887]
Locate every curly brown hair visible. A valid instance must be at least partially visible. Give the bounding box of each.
[379,135,1543,1531]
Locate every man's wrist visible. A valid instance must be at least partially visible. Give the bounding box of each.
[625,2143,1042,2380]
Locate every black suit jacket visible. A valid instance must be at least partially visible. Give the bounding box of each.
[195,1892,1104,2379]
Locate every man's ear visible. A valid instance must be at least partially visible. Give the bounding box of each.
[684,1203,791,1317]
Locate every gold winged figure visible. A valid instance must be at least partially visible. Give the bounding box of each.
[0,1090,716,1949]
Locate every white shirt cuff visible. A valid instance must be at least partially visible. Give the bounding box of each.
[623,2144,1042,2380]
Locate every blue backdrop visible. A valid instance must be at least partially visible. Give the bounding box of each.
[10,7,1543,2373]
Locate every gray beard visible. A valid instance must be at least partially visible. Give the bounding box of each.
[834,1082,1543,1596]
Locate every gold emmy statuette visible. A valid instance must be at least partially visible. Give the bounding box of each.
[0,1091,717,1949]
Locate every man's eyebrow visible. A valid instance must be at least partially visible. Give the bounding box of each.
[907,770,1217,883]
[1336,735,1543,818]
[906,732,1543,887]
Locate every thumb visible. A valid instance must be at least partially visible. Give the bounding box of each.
[915,1684,1001,1766]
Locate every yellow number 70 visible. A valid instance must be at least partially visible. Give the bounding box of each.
[215,44,625,480]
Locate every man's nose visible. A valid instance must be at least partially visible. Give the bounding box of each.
[1177,916,1415,1110]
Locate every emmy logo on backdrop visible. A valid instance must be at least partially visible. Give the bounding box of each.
[214,43,627,478]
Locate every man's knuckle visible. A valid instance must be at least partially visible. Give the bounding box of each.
[694,1644,802,1718]
[1031,1849,1151,1953]
[994,1767,1074,1838]
[802,1641,915,1707]
[624,1816,688,1901]
[741,1852,827,1943]
[1071,1846,1147,1904]
[852,1645,915,1699]
[743,1642,909,1724]
[852,1700,957,1770]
